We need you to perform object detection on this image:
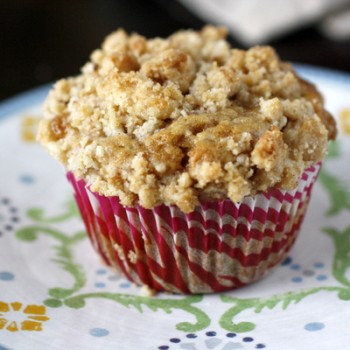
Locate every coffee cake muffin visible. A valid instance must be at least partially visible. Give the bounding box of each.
[38,26,336,293]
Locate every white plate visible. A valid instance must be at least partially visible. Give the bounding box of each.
[0,65,349,350]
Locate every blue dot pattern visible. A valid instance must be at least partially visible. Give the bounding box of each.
[0,197,19,237]
[119,282,131,288]
[89,328,109,337]
[286,260,328,283]
[19,174,35,184]
[94,282,106,288]
[186,334,197,339]
[94,268,128,289]
[304,322,325,331]
[282,256,292,265]
[303,270,315,276]
[0,272,14,281]
[243,337,254,342]
[226,332,236,338]
[206,331,216,337]
[314,262,325,269]
[0,345,11,350]
[292,276,303,283]
[158,331,266,349]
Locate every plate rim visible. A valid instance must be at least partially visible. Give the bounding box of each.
[0,64,349,349]
[0,84,51,121]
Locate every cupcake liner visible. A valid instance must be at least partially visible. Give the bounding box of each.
[67,162,321,294]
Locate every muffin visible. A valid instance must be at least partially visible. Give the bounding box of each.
[38,26,336,293]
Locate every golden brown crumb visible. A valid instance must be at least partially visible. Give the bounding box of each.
[37,26,336,213]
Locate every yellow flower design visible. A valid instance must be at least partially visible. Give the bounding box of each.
[340,108,350,135]
[21,115,41,143]
[0,302,49,332]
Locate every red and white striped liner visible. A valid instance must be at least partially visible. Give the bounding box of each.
[67,163,321,294]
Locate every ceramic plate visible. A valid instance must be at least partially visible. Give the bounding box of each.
[0,65,349,350]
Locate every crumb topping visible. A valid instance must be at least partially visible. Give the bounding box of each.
[38,26,336,213]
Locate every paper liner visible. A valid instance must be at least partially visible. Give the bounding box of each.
[67,163,321,294]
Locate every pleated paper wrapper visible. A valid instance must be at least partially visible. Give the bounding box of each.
[67,163,321,294]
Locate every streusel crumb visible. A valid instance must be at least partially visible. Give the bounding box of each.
[38,26,336,213]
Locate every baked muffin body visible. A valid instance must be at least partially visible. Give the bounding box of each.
[38,26,336,213]
[38,26,336,293]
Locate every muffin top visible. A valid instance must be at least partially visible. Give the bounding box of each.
[38,26,336,213]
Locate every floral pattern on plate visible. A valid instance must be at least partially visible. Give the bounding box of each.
[0,65,349,349]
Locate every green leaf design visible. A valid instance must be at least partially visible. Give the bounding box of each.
[16,225,87,298]
[27,198,79,223]
[326,140,340,159]
[16,226,70,243]
[323,226,350,288]
[319,141,350,216]
[219,297,256,332]
[319,169,350,216]
[17,197,350,336]
[64,293,210,332]
[18,200,211,333]
[43,299,63,308]
[16,227,39,241]
[219,286,345,333]
[338,290,350,301]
